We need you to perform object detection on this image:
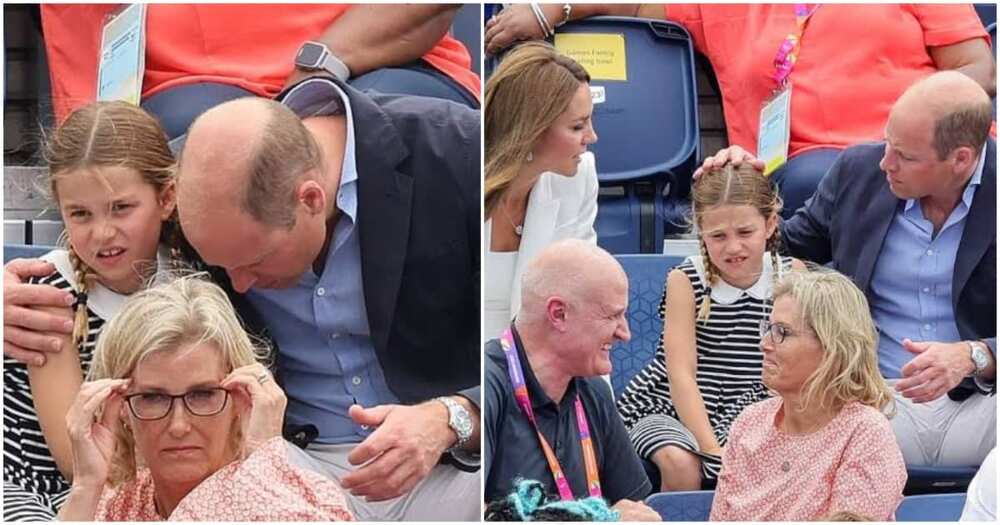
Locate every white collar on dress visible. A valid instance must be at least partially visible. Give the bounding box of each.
[42,246,172,321]
[691,251,779,304]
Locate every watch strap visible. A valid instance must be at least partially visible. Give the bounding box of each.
[436,396,472,449]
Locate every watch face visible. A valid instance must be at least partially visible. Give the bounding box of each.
[296,43,325,68]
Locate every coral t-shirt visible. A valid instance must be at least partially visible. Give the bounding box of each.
[664,4,990,157]
[41,4,480,122]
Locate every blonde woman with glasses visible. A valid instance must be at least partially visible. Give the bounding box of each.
[710,270,906,521]
[56,276,353,521]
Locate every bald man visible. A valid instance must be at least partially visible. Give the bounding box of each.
[4,76,481,520]
[702,71,996,467]
[483,240,659,521]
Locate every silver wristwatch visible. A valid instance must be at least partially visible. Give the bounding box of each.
[436,396,473,450]
[294,41,351,82]
[967,341,990,376]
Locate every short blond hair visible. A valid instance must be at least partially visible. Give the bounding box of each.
[773,270,894,417]
[87,274,270,486]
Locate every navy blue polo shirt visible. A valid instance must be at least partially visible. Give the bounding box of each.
[484,327,651,503]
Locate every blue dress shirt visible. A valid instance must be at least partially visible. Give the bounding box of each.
[246,79,399,444]
[869,145,986,378]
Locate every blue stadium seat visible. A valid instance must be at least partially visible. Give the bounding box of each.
[905,465,978,495]
[896,493,967,521]
[555,17,699,253]
[4,244,53,264]
[451,4,481,76]
[484,12,700,254]
[611,254,685,397]
[645,490,715,521]
[975,3,996,29]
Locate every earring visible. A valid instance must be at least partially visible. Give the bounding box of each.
[527,151,534,162]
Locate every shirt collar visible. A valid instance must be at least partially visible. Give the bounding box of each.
[281,78,359,221]
[903,141,986,213]
[694,252,778,304]
[510,324,579,410]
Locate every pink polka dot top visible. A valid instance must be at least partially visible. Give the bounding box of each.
[95,437,354,521]
[710,397,906,521]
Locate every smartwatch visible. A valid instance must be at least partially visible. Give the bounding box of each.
[294,41,351,82]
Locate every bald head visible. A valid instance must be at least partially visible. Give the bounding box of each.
[891,71,992,159]
[179,97,323,228]
[517,239,626,323]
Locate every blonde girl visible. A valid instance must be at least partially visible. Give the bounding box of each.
[617,163,804,491]
[3,101,177,521]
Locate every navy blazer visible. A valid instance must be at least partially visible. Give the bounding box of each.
[189,79,481,409]
[782,140,996,399]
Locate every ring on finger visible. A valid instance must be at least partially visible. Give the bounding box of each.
[256,372,269,384]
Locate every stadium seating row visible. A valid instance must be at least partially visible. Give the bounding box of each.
[644,490,967,521]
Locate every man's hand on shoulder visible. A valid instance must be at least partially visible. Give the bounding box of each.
[897,339,991,403]
[611,499,660,522]
[342,396,479,501]
[4,259,74,366]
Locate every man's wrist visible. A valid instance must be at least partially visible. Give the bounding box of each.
[966,341,991,377]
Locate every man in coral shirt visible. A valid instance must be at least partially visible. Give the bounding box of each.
[42,4,480,138]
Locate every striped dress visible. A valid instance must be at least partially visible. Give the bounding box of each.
[3,254,105,521]
[617,253,791,480]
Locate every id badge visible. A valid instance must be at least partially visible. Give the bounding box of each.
[757,84,792,177]
[96,4,147,104]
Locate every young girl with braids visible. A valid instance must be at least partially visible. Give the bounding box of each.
[616,163,805,493]
[3,101,178,521]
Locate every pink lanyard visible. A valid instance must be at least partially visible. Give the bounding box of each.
[772,4,821,87]
[500,327,602,501]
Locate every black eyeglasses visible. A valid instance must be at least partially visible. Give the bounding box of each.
[124,388,229,421]
[759,319,795,344]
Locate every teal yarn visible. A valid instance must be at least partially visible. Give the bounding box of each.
[505,479,620,521]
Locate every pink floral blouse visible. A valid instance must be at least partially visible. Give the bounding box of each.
[95,437,353,521]
[710,397,906,521]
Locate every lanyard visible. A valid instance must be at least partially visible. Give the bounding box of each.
[772,4,821,87]
[500,327,602,501]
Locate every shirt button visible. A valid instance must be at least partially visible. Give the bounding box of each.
[923,323,932,330]
[926,249,934,256]
[922,287,930,293]
[352,376,362,386]
[330,333,340,341]
[316,287,326,296]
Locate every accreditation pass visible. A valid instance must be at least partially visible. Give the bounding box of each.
[96,4,146,104]
[757,85,792,177]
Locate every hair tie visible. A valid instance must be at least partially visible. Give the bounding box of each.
[73,292,88,309]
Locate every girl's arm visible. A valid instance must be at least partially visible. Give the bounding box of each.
[27,305,83,480]
[662,269,722,454]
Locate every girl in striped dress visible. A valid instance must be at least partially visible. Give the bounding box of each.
[3,101,178,521]
[617,163,803,492]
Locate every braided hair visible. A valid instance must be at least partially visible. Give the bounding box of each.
[45,101,176,351]
[691,163,783,322]
[484,479,620,521]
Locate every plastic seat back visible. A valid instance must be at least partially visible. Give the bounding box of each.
[611,254,685,397]
[645,490,715,521]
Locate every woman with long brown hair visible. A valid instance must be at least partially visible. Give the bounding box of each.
[483,42,598,341]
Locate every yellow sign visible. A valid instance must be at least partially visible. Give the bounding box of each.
[554,33,627,81]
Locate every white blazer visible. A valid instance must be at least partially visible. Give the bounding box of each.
[483,151,599,335]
